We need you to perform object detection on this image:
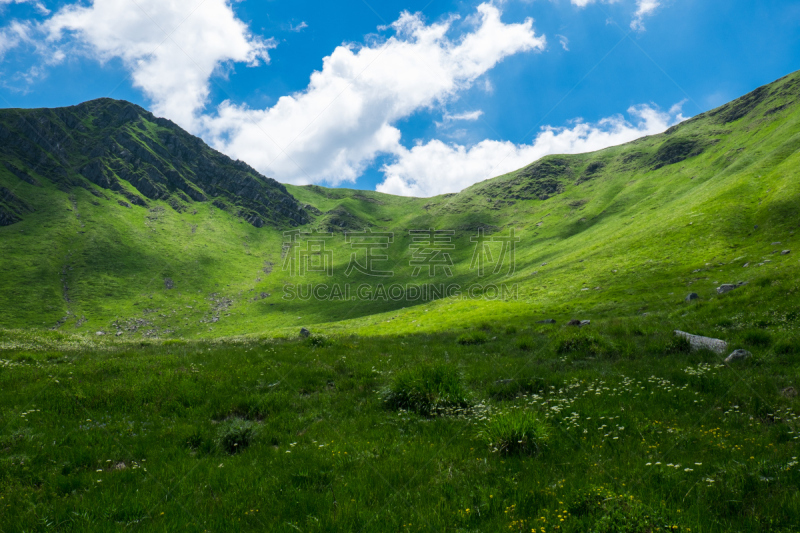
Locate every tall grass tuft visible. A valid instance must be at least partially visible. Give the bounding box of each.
[383,363,471,416]
[215,418,258,454]
[479,409,549,456]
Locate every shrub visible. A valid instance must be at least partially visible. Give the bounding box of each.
[215,418,258,454]
[742,329,772,347]
[515,336,535,351]
[479,409,549,455]
[457,331,489,345]
[383,363,470,416]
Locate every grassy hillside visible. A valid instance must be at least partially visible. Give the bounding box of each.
[1,72,800,532]
[0,71,799,341]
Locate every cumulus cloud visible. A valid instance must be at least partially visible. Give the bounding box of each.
[376,103,686,197]
[631,0,660,31]
[44,0,275,129]
[201,3,545,185]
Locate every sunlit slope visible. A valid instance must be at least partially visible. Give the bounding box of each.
[0,71,799,338]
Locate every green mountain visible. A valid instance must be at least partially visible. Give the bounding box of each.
[1,71,799,338]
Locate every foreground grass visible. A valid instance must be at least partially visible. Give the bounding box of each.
[1,308,799,532]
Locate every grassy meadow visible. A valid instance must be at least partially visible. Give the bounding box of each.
[1,270,799,531]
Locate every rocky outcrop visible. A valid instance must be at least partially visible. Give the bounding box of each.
[674,330,728,354]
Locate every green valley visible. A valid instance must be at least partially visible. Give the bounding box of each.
[0,70,799,532]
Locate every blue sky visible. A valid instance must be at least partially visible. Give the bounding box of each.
[1,0,799,196]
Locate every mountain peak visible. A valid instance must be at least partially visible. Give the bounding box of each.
[0,97,309,228]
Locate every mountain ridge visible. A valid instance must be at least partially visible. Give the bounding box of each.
[0,69,798,336]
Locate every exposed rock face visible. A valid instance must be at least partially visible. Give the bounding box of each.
[300,327,311,338]
[0,98,309,228]
[674,330,728,354]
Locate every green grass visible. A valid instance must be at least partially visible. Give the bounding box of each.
[479,409,550,455]
[1,68,800,532]
[0,303,798,531]
[383,362,471,416]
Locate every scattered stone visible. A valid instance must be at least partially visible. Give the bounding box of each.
[771,242,781,245]
[164,278,174,290]
[115,331,123,337]
[743,263,749,268]
[724,349,752,363]
[685,292,699,302]
[781,250,791,255]
[717,281,747,294]
[781,386,797,398]
[300,327,311,338]
[495,379,515,385]
[717,284,736,294]
[567,319,590,327]
[536,319,556,324]
[674,330,728,354]
[259,292,270,299]
[96,331,105,336]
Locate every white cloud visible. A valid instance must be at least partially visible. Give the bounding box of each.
[0,0,49,15]
[441,110,484,122]
[200,3,545,185]
[556,34,569,51]
[287,21,308,32]
[631,0,660,31]
[376,103,686,197]
[44,0,275,129]
[570,0,659,31]
[0,19,33,60]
